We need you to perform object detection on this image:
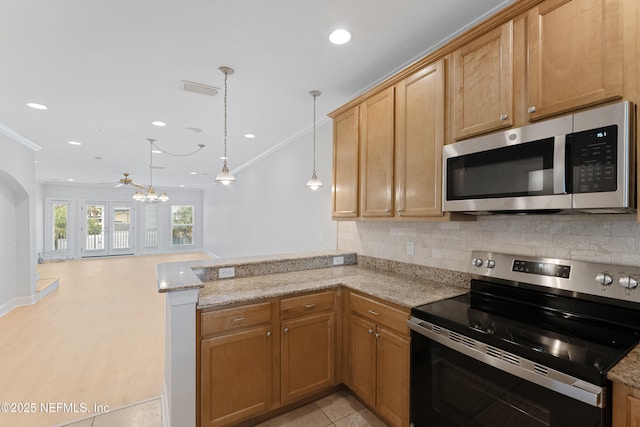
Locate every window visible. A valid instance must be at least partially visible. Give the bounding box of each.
[145,205,158,247]
[171,205,194,246]
[52,203,69,251]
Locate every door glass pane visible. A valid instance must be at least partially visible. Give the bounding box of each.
[52,203,68,251]
[112,205,131,250]
[171,205,193,246]
[86,204,105,250]
[145,205,158,247]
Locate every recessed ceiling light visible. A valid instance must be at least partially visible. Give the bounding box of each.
[67,141,82,146]
[67,178,75,182]
[186,127,202,133]
[179,185,185,188]
[152,149,162,154]
[152,121,167,127]
[190,171,197,175]
[27,102,48,110]
[244,133,256,139]
[329,29,351,45]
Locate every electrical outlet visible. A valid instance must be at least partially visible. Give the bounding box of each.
[218,267,235,279]
[407,241,415,256]
[333,256,344,266]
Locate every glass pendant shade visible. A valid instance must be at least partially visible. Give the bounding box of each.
[306,172,323,190]
[215,163,236,185]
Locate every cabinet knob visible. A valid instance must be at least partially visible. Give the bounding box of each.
[384,208,391,213]
[397,208,405,212]
[283,328,289,334]
[528,106,537,113]
[350,210,356,214]
[267,331,271,337]
[499,113,508,121]
[368,329,374,335]
[375,333,380,339]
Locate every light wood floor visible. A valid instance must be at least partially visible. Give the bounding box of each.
[0,252,210,427]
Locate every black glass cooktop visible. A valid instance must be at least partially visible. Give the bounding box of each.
[411,281,640,385]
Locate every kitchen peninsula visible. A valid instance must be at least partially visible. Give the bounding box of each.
[157,250,470,427]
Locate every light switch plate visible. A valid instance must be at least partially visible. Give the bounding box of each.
[219,267,235,279]
[333,256,344,266]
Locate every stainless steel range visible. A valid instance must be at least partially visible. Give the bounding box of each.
[407,251,640,427]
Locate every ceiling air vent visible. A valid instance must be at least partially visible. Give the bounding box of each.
[180,81,219,97]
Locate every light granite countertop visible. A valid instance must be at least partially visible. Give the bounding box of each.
[198,265,469,309]
[609,343,640,388]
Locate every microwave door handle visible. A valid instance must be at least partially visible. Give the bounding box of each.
[553,136,566,194]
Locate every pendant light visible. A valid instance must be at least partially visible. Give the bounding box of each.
[306,90,323,190]
[215,66,236,185]
[133,138,169,202]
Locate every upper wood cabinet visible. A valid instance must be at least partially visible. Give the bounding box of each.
[360,87,395,218]
[395,60,445,217]
[527,0,623,120]
[332,106,359,219]
[452,21,513,140]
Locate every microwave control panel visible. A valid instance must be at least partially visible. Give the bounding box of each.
[568,124,617,193]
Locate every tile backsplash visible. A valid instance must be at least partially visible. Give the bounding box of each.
[337,214,640,273]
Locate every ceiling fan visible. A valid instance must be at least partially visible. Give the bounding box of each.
[114,173,144,189]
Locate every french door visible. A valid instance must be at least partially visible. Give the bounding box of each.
[81,202,134,257]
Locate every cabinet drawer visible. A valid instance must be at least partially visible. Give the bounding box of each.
[280,290,335,320]
[201,302,272,338]
[350,292,409,335]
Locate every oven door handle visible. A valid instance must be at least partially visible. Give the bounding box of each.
[407,317,605,408]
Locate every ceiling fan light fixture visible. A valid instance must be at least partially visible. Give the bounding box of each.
[158,192,170,202]
[132,191,145,201]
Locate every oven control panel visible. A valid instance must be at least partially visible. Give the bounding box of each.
[512,260,571,278]
[469,251,640,304]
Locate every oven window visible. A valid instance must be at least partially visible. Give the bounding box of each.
[410,333,606,427]
[446,138,556,200]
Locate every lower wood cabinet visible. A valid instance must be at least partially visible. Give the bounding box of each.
[198,290,338,427]
[200,325,273,427]
[613,382,640,427]
[199,301,275,427]
[281,311,335,403]
[346,291,410,427]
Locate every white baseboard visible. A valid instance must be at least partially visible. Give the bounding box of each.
[161,382,170,427]
[0,294,38,318]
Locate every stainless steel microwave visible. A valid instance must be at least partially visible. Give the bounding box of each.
[442,101,636,214]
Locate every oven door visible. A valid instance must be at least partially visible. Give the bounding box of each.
[409,327,608,427]
[442,114,573,214]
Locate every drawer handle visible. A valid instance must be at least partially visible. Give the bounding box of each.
[368,309,380,316]
[304,304,317,309]
[231,317,246,323]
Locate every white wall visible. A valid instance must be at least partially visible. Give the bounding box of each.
[40,183,203,259]
[0,132,37,314]
[338,214,640,272]
[203,122,337,258]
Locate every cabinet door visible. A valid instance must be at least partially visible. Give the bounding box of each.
[527,0,623,120]
[452,21,513,139]
[201,325,272,427]
[395,60,445,218]
[348,313,377,407]
[332,106,359,218]
[360,87,395,217]
[630,395,640,427]
[376,327,410,427]
[281,312,335,404]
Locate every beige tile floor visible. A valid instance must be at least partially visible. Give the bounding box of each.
[60,389,387,427]
[0,253,211,427]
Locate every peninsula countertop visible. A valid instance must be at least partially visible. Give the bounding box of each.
[197,264,469,309]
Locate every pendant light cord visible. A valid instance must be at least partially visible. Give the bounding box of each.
[148,138,154,187]
[223,69,229,167]
[312,92,317,174]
